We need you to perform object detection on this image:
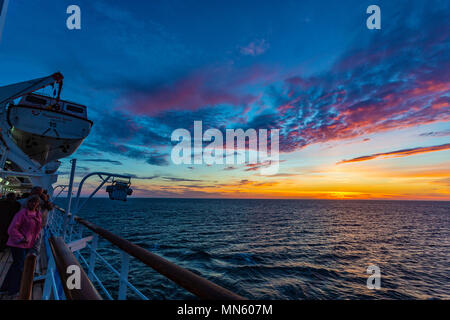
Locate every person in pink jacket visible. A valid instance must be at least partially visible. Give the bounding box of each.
[0,196,42,296]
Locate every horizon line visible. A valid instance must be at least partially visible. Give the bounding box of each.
[66,196,450,202]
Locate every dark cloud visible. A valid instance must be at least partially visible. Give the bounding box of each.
[121,173,159,180]
[338,143,450,164]
[244,160,285,171]
[433,178,450,187]
[146,153,169,166]
[264,173,298,177]
[162,177,203,182]
[118,65,271,115]
[80,159,123,165]
[180,184,216,189]
[93,111,168,148]
[420,130,450,137]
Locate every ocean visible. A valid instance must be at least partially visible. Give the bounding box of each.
[64,198,449,300]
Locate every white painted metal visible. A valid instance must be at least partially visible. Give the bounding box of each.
[18,94,88,118]
[118,251,130,300]
[42,250,56,300]
[0,74,62,106]
[68,236,93,252]
[47,208,150,300]
[66,159,76,214]
[88,234,98,279]
[73,172,132,214]
[0,73,65,193]
[52,185,67,200]
[9,105,91,139]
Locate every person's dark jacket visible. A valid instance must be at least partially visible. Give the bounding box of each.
[0,199,21,251]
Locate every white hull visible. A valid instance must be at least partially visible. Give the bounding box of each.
[8,105,92,165]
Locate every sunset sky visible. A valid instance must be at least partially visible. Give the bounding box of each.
[0,0,449,200]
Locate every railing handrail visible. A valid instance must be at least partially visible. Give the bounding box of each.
[19,253,37,300]
[49,236,102,300]
[54,205,66,214]
[74,216,245,300]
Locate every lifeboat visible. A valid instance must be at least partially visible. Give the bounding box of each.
[7,93,93,165]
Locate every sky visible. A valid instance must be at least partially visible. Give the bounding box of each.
[0,0,449,200]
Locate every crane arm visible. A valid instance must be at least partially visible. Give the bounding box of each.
[0,72,63,106]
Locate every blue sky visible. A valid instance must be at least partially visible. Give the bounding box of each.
[0,0,449,199]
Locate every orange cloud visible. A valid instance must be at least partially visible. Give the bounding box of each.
[337,143,450,164]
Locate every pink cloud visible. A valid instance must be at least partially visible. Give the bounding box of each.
[120,66,274,115]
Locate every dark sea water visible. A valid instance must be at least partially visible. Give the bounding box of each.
[67,199,449,300]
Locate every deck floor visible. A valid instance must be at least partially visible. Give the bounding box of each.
[0,244,46,300]
[0,249,14,300]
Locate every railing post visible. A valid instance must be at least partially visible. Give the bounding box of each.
[118,250,129,300]
[19,254,37,300]
[66,159,76,218]
[63,159,76,240]
[88,234,98,279]
[42,255,55,300]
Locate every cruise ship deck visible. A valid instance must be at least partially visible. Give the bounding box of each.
[0,209,245,300]
[0,244,47,300]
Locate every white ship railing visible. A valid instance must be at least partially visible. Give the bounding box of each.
[39,159,244,300]
[48,207,148,300]
[43,206,244,300]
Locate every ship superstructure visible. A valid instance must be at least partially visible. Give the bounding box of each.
[0,72,91,194]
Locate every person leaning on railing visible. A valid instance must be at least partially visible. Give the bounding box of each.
[17,187,54,256]
[0,193,21,252]
[18,187,43,208]
[0,196,42,297]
